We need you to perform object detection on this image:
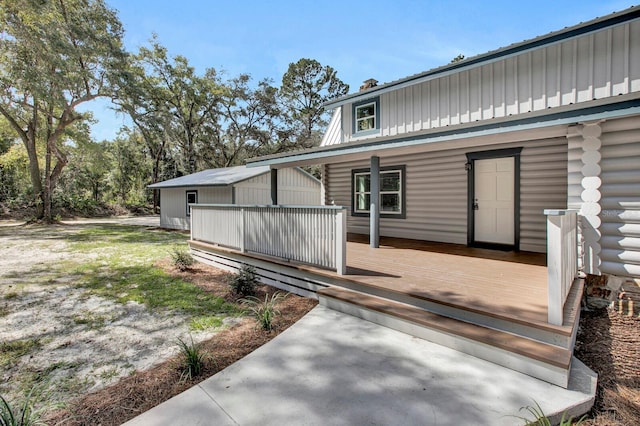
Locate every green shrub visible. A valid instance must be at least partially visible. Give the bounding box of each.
[176,337,206,382]
[171,246,195,271]
[228,265,258,296]
[241,292,287,331]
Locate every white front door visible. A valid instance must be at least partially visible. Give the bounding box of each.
[474,157,515,245]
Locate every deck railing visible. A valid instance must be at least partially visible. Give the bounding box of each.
[190,204,347,275]
[545,209,579,325]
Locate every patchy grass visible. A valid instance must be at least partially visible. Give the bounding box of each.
[0,339,42,369]
[59,226,239,317]
[189,315,224,331]
[0,223,243,414]
[72,312,110,330]
[3,292,19,300]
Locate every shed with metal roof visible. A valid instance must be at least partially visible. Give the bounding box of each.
[148,165,321,230]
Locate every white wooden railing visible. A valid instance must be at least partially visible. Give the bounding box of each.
[190,205,347,275]
[545,209,579,325]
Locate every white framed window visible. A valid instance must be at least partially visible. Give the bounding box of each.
[186,190,198,216]
[352,166,405,218]
[352,97,380,135]
[355,102,376,132]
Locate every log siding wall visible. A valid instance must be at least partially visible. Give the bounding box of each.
[324,137,568,253]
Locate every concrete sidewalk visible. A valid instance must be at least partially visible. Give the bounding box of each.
[124,306,596,426]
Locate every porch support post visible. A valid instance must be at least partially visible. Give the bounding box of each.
[370,156,380,248]
[270,168,278,205]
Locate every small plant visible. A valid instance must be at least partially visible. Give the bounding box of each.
[0,386,47,426]
[228,265,258,296]
[516,401,586,426]
[176,337,206,382]
[241,292,287,331]
[170,246,195,271]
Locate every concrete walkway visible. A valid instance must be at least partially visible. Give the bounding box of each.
[124,306,596,426]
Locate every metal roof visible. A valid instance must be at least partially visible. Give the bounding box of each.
[324,5,640,110]
[148,165,271,189]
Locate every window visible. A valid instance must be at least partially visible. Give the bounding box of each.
[186,190,198,216]
[352,166,405,218]
[352,97,380,135]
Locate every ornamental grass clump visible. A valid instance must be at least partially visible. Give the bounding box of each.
[176,337,206,382]
[515,401,585,426]
[0,386,48,426]
[228,265,258,296]
[242,292,287,331]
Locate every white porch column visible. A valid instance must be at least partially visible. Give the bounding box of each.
[370,156,380,248]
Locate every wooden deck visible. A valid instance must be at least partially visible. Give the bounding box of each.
[191,234,577,331]
[330,234,551,327]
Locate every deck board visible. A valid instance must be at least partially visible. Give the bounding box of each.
[338,235,550,325]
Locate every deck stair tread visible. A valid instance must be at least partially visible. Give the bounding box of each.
[318,286,572,370]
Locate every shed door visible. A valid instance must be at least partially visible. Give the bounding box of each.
[474,157,515,245]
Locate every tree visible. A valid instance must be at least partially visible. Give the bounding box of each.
[108,131,148,205]
[0,0,126,221]
[279,58,349,149]
[114,47,174,213]
[201,75,280,168]
[130,39,223,176]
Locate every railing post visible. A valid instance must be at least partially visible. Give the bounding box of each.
[546,212,564,325]
[545,209,579,326]
[190,208,194,241]
[240,208,246,253]
[336,209,347,275]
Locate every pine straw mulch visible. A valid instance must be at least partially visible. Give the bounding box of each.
[44,262,317,426]
[574,307,640,425]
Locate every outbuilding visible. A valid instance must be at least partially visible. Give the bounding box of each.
[148,165,321,230]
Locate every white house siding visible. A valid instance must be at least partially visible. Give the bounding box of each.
[320,108,342,146]
[160,186,232,230]
[324,137,567,252]
[599,116,640,277]
[234,168,321,205]
[341,20,640,143]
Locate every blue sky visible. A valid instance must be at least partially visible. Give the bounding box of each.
[85,0,631,141]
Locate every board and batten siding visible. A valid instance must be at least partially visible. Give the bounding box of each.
[325,137,567,252]
[339,19,640,143]
[160,186,232,230]
[235,168,321,205]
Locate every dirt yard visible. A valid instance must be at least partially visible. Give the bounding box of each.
[0,221,316,425]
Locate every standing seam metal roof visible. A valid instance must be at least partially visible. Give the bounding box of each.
[147,165,271,188]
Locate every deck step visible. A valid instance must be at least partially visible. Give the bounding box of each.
[318,286,572,388]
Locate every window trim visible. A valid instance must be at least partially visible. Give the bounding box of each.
[351,165,406,219]
[352,97,380,136]
[186,190,198,217]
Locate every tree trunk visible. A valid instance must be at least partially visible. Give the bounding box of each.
[25,117,44,219]
[44,137,53,222]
